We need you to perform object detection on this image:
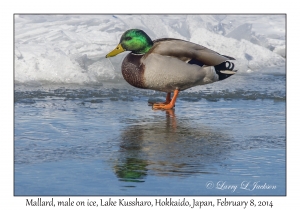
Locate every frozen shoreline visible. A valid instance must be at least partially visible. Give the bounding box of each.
[14,15,286,84]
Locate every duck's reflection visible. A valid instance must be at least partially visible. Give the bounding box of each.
[114,157,148,182]
[113,109,232,183]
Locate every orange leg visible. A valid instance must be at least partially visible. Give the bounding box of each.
[152,89,179,110]
[165,92,172,104]
[161,92,172,104]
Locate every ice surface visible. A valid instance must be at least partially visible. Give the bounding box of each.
[14,14,286,85]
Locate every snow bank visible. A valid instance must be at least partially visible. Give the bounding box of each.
[14,15,286,84]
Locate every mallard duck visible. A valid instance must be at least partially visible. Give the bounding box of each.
[106,29,236,110]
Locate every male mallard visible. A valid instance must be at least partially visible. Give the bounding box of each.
[106,29,236,110]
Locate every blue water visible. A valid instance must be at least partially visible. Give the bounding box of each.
[14,82,286,195]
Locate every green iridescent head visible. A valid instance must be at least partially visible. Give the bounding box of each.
[106,29,153,57]
[120,29,153,54]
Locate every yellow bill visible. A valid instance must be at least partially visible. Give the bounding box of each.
[105,44,125,58]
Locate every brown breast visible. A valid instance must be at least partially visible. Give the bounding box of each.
[121,53,147,89]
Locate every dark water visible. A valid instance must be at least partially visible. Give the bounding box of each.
[14,78,286,195]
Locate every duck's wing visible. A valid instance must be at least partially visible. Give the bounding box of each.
[151,38,234,66]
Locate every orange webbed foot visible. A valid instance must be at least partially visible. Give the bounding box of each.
[148,93,171,106]
[152,90,179,110]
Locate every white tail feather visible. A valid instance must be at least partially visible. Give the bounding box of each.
[220,70,236,75]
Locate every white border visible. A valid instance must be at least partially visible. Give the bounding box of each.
[4,0,296,209]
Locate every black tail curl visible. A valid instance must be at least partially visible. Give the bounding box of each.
[214,61,236,81]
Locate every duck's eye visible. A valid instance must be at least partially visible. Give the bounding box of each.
[125,37,132,41]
